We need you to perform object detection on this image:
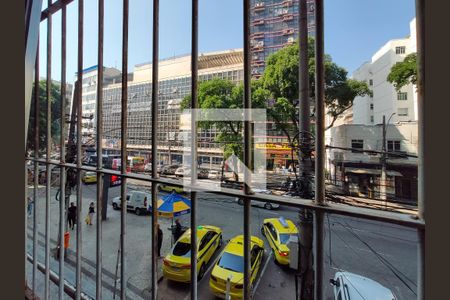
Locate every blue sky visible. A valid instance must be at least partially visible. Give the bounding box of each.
[39,0,415,83]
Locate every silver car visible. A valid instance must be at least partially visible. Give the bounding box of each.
[235,189,280,210]
[330,271,397,300]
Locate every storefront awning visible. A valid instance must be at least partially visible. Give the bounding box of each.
[345,167,403,177]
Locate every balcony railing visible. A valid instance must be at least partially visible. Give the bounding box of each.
[24,0,425,299]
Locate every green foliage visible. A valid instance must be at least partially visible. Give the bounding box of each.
[261,37,372,133]
[387,53,417,90]
[27,80,64,153]
[181,78,267,180]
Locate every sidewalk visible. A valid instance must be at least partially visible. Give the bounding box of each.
[26,184,176,299]
[325,183,418,215]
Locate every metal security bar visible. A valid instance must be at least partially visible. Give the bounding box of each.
[25,0,426,300]
[95,0,104,298]
[190,0,199,298]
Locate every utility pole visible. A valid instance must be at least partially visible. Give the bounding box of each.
[381,115,387,201]
[297,0,314,299]
[380,113,395,202]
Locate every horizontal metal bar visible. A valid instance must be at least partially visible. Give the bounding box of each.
[27,158,424,229]
[40,0,74,21]
[26,254,92,300]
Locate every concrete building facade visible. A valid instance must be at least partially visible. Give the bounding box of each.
[352,19,417,125]
[71,65,121,139]
[328,122,418,203]
[100,50,245,167]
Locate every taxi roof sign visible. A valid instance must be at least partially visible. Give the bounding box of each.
[278,216,289,228]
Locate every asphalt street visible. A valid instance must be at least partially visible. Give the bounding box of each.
[26,178,418,300]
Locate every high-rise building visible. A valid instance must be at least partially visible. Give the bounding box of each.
[70,65,122,139]
[250,0,316,78]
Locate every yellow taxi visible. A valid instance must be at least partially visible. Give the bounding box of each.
[82,171,97,184]
[162,225,222,282]
[209,235,265,299]
[158,183,184,194]
[261,217,298,265]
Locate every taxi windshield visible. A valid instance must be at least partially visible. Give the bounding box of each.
[279,233,294,244]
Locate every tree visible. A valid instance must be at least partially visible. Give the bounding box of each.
[387,52,417,90]
[181,78,265,181]
[261,37,372,132]
[27,80,65,153]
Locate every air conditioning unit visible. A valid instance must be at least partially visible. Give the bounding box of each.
[287,37,294,43]
[255,2,264,8]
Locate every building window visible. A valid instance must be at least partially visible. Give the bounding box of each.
[370,116,374,123]
[387,140,401,152]
[369,79,373,86]
[395,46,406,54]
[397,92,408,100]
[398,108,408,116]
[370,103,374,110]
[351,139,364,153]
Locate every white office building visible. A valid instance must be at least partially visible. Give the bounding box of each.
[352,18,417,125]
[70,65,121,139]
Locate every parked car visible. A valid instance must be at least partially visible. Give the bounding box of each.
[208,170,221,180]
[198,168,209,179]
[261,217,298,265]
[175,167,191,177]
[161,164,180,175]
[209,235,264,299]
[158,183,184,194]
[163,225,223,282]
[144,163,162,173]
[330,271,397,300]
[111,190,152,215]
[82,171,97,184]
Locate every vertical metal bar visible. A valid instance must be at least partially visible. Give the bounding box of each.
[415,0,425,299]
[314,1,325,205]
[32,39,40,293]
[151,1,159,298]
[298,0,311,193]
[243,0,252,299]
[314,0,325,299]
[190,0,199,297]
[59,3,67,299]
[120,0,129,298]
[96,0,105,298]
[76,0,84,298]
[45,3,52,298]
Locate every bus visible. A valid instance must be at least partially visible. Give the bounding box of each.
[110,156,145,173]
[128,156,145,172]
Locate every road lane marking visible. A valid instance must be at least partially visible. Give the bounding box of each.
[252,251,272,297]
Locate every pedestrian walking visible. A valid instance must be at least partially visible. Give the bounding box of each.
[68,202,77,230]
[157,223,163,258]
[87,202,95,226]
[173,218,182,242]
[27,197,33,217]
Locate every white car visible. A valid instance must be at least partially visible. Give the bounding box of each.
[111,190,152,215]
[235,189,280,210]
[330,271,397,300]
[208,170,221,179]
[175,166,191,177]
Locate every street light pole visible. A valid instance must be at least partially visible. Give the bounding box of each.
[380,113,395,203]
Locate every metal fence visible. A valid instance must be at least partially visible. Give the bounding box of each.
[25,0,425,299]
